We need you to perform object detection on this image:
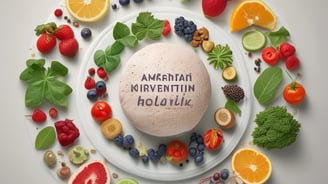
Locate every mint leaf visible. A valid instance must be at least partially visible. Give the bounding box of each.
[35,126,56,150]
[225,99,241,114]
[94,41,124,74]
[267,26,290,48]
[131,12,164,40]
[113,22,131,40]
[20,59,72,107]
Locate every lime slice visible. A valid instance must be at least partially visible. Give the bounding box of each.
[115,178,139,184]
[242,30,267,52]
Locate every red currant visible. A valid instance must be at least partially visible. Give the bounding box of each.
[54,8,63,17]
[97,67,108,79]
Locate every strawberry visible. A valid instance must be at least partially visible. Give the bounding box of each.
[59,38,79,57]
[279,42,296,58]
[84,77,96,89]
[202,0,227,18]
[55,24,75,40]
[36,33,57,53]
[31,109,47,123]
[285,55,300,70]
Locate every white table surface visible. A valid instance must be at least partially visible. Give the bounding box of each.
[1,0,327,183]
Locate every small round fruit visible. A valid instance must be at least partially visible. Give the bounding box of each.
[283,82,306,105]
[44,150,57,167]
[87,90,98,101]
[203,128,224,151]
[222,66,237,81]
[81,27,92,39]
[49,107,58,118]
[261,47,280,65]
[214,107,236,129]
[91,101,112,123]
[119,0,130,6]
[166,140,188,164]
[101,118,123,140]
[54,8,63,17]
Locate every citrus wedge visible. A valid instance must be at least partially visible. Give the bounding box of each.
[230,0,277,32]
[66,0,110,22]
[232,147,272,184]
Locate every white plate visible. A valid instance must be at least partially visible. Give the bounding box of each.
[75,7,251,182]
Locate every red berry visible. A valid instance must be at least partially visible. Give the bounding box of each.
[97,67,108,79]
[55,24,75,40]
[261,47,280,65]
[84,77,96,89]
[49,107,58,118]
[279,42,296,58]
[54,8,63,17]
[88,68,96,76]
[59,38,79,57]
[31,109,47,123]
[162,20,171,36]
[36,33,57,53]
[285,55,300,70]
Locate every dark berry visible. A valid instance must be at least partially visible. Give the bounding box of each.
[81,27,92,39]
[196,135,204,144]
[147,149,160,163]
[95,81,106,91]
[87,90,98,101]
[88,68,96,76]
[128,148,140,158]
[157,144,167,156]
[122,135,134,148]
[119,0,130,6]
[194,154,204,164]
[54,8,63,17]
[141,155,149,164]
[111,3,118,10]
[220,169,230,180]
[133,0,143,3]
[212,172,221,181]
[197,143,205,152]
[188,147,197,157]
[114,134,124,146]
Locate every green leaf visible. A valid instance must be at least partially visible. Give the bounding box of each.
[104,55,120,73]
[35,126,56,150]
[94,42,123,74]
[94,50,107,66]
[225,99,241,114]
[207,44,233,70]
[119,35,138,48]
[267,26,290,48]
[131,12,164,41]
[253,66,283,105]
[113,22,131,40]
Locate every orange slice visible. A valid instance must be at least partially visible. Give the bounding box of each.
[230,0,277,32]
[232,148,272,184]
[66,0,110,22]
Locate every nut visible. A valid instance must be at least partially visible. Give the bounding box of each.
[191,27,209,47]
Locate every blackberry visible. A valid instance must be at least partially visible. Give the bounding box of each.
[174,16,197,42]
[221,84,245,102]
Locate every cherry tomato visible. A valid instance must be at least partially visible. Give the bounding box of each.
[91,101,112,123]
[283,82,306,105]
[165,140,188,163]
[203,128,224,151]
[261,47,280,65]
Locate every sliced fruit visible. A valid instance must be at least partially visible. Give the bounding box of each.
[68,145,89,165]
[68,160,110,184]
[242,30,267,52]
[222,66,237,81]
[232,148,272,184]
[65,0,110,22]
[101,118,123,140]
[214,107,235,128]
[230,0,277,32]
[115,178,139,184]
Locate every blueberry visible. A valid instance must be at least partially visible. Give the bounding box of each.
[188,147,197,157]
[128,148,140,158]
[141,155,149,164]
[122,135,134,148]
[157,144,167,156]
[197,143,205,152]
[147,148,160,163]
[189,132,197,143]
[119,0,130,6]
[95,81,106,91]
[114,134,123,146]
[220,169,230,180]
[194,154,204,164]
[133,0,143,3]
[87,90,98,101]
[111,3,118,9]
[81,28,92,39]
[184,34,193,42]
[196,135,204,144]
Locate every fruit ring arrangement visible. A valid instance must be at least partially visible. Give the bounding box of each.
[20,0,305,184]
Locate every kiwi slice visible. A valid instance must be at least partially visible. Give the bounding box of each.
[242,30,267,52]
[222,66,237,81]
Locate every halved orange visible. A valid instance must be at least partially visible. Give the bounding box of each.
[230,0,277,32]
[66,0,110,22]
[231,147,272,184]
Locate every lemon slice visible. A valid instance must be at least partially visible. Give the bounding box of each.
[242,30,267,52]
[66,0,110,22]
[222,66,237,81]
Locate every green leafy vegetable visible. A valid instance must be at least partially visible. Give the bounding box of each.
[207,44,233,70]
[19,59,72,107]
[225,99,241,114]
[267,26,290,48]
[253,66,282,105]
[131,12,164,40]
[252,106,301,150]
[94,41,125,73]
[35,126,56,150]
[113,22,138,48]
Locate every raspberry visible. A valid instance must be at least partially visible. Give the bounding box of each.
[97,67,108,79]
[31,109,47,123]
[49,107,58,119]
[285,55,300,70]
[279,42,296,58]
[54,8,63,17]
[84,77,96,89]
[88,68,96,76]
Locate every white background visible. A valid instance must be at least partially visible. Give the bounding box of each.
[1,0,327,183]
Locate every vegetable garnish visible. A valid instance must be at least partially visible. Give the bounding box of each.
[252,106,301,150]
[266,26,290,48]
[253,66,283,105]
[207,44,233,70]
[113,22,138,48]
[19,58,72,107]
[131,12,164,40]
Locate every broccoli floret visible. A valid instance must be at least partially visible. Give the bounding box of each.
[252,106,301,150]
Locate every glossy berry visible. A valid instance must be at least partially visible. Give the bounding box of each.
[114,134,124,145]
[197,143,205,152]
[220,169,230,180]
[88,68,96,76]
[129,148,140,158]
[97,67,108,79]
[133,0,143,3]
[174,16,197,42]
[141,155,149,164]
[119,0,130,6]
[31,109,47,123]
[279,42,296,58]
[188,147,197,157]
[59,38,79,57]
[157,144,167,156]
[122,135,134,148]
[84,77,96,89]
[194,154,204,164]
[36,33,57,53]
[212,172,221,181]
[147,149,161,163]
[285,55,300,70]
[48,107,58,118]
[111,3,118,10]
[54,8,63,17]
[55,24,75,40]
[95,80,107,95]
[261,47,280,65]
[87,90,98,101]
[81,27,92,39]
